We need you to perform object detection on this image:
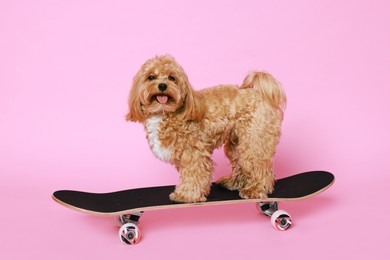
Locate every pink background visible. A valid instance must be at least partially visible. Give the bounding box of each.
[1,0,389,259]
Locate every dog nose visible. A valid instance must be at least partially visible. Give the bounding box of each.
[158,83,167,92]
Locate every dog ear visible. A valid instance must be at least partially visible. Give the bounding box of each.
[125,76,145,123]
[182,83,204,122]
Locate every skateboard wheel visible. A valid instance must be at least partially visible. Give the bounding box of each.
[119,223,141,245]
[271,210,292,231]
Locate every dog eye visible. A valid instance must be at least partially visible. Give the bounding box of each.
[148,75,155,81]
[168,75,175,81]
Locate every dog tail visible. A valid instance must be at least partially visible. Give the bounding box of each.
[241,71,286,114]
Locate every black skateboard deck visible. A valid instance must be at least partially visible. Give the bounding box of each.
[52,170,334,245]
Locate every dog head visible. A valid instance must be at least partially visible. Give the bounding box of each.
[126,55,202,123]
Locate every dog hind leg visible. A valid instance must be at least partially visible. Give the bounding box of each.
[234,136,275,199]
[234,114,281,199]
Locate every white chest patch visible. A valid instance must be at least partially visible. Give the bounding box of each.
[145,116,172,162]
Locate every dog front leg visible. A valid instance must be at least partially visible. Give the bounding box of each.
[169,151,213,203]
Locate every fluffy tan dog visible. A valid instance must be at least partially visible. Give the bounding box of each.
[126,55,286,203]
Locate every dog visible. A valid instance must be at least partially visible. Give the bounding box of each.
[126,55,286,203]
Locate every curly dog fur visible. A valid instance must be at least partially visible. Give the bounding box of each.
[126,55,286,203]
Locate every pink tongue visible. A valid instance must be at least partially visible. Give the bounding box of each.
[157,95,168,104]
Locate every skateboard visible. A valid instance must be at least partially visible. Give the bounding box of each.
[52,170,334,245]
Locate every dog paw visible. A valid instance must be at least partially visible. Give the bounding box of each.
[169,191,207,203]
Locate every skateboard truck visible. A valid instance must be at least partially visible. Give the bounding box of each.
[118,212,143,245]
[257,202,292,231]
